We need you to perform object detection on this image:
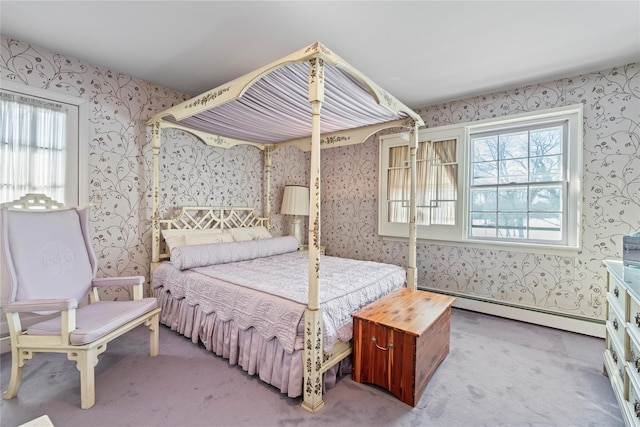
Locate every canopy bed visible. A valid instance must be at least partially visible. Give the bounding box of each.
[146,42,424,411]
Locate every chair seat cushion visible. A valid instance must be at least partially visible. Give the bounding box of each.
[27,298,158,345]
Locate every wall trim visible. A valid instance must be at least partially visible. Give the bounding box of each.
[420,287,605,339]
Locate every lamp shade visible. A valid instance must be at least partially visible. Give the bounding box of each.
[281,185,309,216]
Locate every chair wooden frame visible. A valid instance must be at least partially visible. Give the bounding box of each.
[1,194,161,409]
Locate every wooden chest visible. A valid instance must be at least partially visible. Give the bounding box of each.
[351,288,455,406]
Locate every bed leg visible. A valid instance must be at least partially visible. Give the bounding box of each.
[301,308,325,412]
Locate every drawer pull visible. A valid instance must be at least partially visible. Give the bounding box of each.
[635,400,640,418]
[635,356,640,373]
[612,349,618,364]
[613,318,619,331]
[635,312,640,328]
[614,286,619,298]
[371,336,394,351]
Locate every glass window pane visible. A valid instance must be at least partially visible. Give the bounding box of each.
[433,139,456,164]
[499,131,528,159]
[530,127,562,156]
[417,140,432,161]
[387,169,406,201]
[471,188,497,211]
[499,159,528,184]
[530,155,563,182]
[388,202,408,223]
[388,146,407,167]
[472,161,497,185]
[416,206,430,225]
[431,201,456,225]
[470,213,496,237]
[497,213,528,239]
[498,187,527,211]
[472,136,497,162]
[528,213,562,240]
[529,185,562,212]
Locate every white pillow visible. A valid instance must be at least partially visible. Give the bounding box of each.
[162,229,225,251]
[185,232,233,246]
[161,230,186,252]
[230,226,272,242]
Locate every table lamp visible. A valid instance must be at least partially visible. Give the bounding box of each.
[281,185,309,247]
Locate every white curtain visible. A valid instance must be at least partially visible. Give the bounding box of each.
[388,139,457,225]
[0,91,67,204]
[387,145,409,222]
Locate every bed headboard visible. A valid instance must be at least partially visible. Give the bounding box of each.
[155,206,269,261]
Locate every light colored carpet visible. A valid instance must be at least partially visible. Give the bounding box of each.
[0,308,623,427]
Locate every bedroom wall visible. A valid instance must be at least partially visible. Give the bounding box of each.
[321,62,640,322]
[2,35,638,325]
[0,36,306,302]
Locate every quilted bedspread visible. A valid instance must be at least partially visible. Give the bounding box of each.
[152,251,405,352]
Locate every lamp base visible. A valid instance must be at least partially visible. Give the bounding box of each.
[290,217,303,248]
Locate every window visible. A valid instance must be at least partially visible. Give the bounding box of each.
[469,122,567,244]
[387,138,457,225]
[379,105,583,251]
[379,124,465,241]
[0,80,88,206]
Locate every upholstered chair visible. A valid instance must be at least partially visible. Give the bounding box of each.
[1,204,161,409]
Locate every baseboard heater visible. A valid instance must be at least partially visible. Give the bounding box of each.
[418,287,605,339]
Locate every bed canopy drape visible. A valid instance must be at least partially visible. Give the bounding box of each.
[146,42,424,411]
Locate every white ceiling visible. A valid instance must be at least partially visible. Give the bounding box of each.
[2,1,639,109]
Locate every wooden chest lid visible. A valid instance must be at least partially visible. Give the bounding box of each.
[352,288,455,337]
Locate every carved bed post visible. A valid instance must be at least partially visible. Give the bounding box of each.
[407,121,419,290]
[151,121,161,287]
[264,145,273,230]
[302,57,325,413]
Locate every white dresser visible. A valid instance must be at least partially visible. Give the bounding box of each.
[604,260,640,426]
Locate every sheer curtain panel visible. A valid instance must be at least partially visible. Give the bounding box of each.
[0,90,67,203]
[387,139,457,226]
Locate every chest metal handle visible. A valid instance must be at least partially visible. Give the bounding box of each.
[371,336,394,351]
[613,318,619,331]
[614,286,619,298]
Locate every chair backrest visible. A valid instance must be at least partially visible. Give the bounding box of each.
[1,207,97,305]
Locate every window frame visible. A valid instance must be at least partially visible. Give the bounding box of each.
[1,79,89,206]
[378,104,583,253]
[379,123,466,241]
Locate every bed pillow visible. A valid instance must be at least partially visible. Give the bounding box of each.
[184,232,233,246]
[230,226,272,241]
[171,236,298,270]
[162,229,225,251]
[161,229,186,252]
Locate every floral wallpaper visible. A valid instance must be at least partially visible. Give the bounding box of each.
[322,63,640,320]
[1,34,638,322]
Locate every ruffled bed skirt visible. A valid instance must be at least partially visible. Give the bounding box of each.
[154,286,345,398]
